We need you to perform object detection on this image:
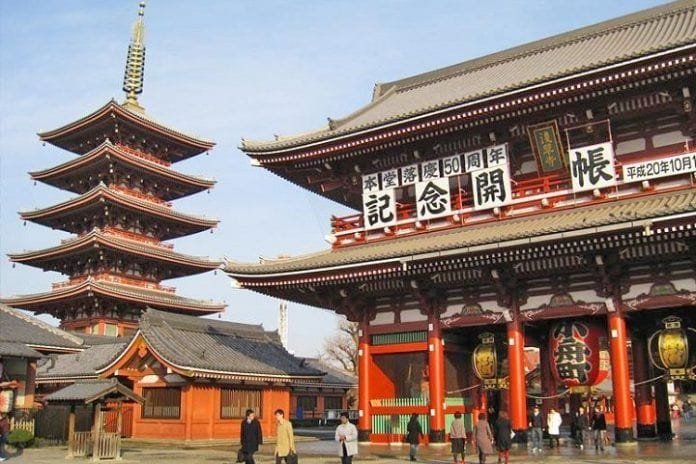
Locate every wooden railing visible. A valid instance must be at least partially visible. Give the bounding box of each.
[93,432,121,460]
[114,143,171,167]
[102,226,174,249]
[70,431,93,457]
[9,409,34,436]
[52,274,177,293]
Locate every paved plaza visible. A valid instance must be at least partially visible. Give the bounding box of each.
[3,422,695,464]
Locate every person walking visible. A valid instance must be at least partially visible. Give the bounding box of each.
[240,409,262,464]
[670,402,681,438]
[450,411,466,464]
[335,412,358,464]
[528,406,543,453]
[406,413,424,461]
[274,409,295,464]
[547,408,561,449]
[474,413,494,464]
[573,406,589,450]
[0,412,9,462]
[493,410,512,464]
[590,406,606,452]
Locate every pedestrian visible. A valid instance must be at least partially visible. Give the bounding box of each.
[573,406,589,450]
[528,406,543,453]
[670,402,681,438]
[590,406,606,452]
[0,412,9,462]
[335,412,358,464]
[474,412,494,464]
[493,410,512,464]
[683,400,693,421]
[547,408,561,449]
[273,409,295,464]
[406,413,424,461]
[450,411,466,464]
[240,409,262,464]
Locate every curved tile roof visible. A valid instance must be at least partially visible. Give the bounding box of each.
[243,1,696,152]
[0,304,84,350]
[37,341,128,380]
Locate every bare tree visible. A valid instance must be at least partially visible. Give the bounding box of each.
[321,318,359,373]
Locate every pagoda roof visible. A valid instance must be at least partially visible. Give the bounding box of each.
[225,189,696,279]
[38,100,214,163]
[0,304,85,353]
[242,1,696,153]
[0,279,226,316]
[101,308,325,382]
[30,141,215,200]
[20,184,218,239]
[8,228,222,278]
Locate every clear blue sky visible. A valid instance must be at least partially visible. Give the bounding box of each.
[0,0,667,356]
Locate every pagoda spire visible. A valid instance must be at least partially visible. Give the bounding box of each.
[122,1,147,112]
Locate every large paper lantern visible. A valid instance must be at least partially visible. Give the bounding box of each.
[549,320,608,387]
[649,316,696,380]
[472,332,508,389]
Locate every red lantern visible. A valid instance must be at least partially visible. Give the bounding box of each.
[549,320,608,387]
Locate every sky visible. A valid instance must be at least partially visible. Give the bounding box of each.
[0,0,668,357]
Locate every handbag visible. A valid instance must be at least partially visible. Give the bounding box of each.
[286,451,299,464]
[236,449,246,463]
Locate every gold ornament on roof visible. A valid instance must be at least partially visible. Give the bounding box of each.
[122,1,146,112]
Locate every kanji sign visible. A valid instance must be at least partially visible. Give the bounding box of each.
[464,149,485,172]
[549,321,608,387]
[528,121,566,173]
[362,173,380,192]
[415,178,451,220]
[380,169,400,189]
[570,142,616,192]
[362,189,397,230]
[420,160,441,180]
[441,155,463,176]
[471,165,511,210]
[622,152,696,183]
[485,144,508,167]
[400,163,420,186]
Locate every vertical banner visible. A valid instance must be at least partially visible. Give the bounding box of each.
[415,178,452,220]
[569,141,616,192]
[528,120,566,173]
[471,164,511,210]
[362,189,397,230]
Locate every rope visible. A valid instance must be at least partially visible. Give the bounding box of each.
[633,375,665,387]
[446,384,482,394]
[527,389,570,400]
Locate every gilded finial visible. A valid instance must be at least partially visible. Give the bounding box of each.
[122,1,147,112]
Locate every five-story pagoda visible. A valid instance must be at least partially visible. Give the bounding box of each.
[1,2,225,336]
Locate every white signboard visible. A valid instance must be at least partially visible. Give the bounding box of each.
[622,152,696,183]
[400,163,420,186]
[420,159,441,181]
[485,144,508,168]
[472,164,512,210]
[362,189,397,230]
[415,178,452,220]
[441,154,463,177]
[569,142,617,192]
[362,173,380,192]
[380,169,400,190]
[464,149,485,172]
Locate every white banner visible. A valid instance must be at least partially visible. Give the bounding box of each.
[485,144,508,168]
[415,178,452,220]
[622,152,696,183]
[400,163,420,186]
[441,154,463,177]
[362,189,397,230]
[569,142,617,193]
[380,169,400,190]
[420,159,441,181]
[472,164,511,210]
[362,173,380,192]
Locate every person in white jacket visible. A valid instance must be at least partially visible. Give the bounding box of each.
[547,408,562,449]
[335,412,358,464]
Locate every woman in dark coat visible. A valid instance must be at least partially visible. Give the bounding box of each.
[493,410,512,464]
[240,409,263,464]
[406,413,424,461]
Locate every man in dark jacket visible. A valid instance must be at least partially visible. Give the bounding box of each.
[590,406,607,451]
[240,409,263,464]
[573,406,589,450]
[406,413,424,461]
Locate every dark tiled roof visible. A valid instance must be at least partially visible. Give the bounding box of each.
[140,308,325,379]
[302,358,356,387]
[37,340,129,381]
[0,304,84,351]
[0,341,43,359]
[225,189,696,275]
[44,378,142,404]
[243,1,696,151]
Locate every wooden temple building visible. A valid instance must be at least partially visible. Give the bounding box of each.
[1,1,225,335]
[226,1,696,444]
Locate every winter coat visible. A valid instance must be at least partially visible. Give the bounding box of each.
[529,412,543,428]
[450,417,466,440]
[494,417,512,451]
[275,420,295,457]
[591,412,606,431]
[547,412,562,435]
[335,421,359,456]
[406,417,424,445]
[241,418,263,453]
[474,419,494,454]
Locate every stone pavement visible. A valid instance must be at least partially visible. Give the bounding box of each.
[3,421,696,463]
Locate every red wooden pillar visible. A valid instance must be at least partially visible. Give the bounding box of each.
[632,335,656,439]
[427,313,446,442]
[539,335,558,417]
[357,318,372,442]
[607,308,634,443]
[507,315,527,437]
